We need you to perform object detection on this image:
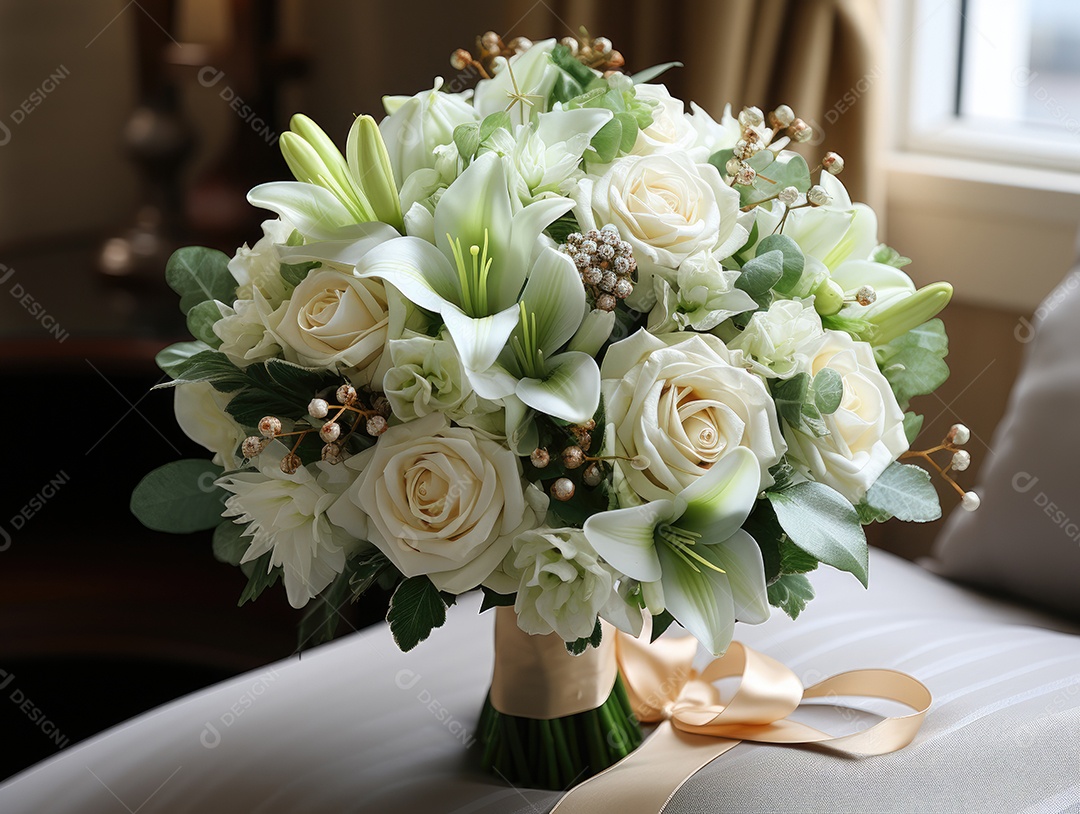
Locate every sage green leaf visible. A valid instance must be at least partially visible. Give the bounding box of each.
[756,234,805,294]
[280,260,317,287]
[387,576,447,651]
[479,111,512,142]
[630,61,683,85]
[767,573,815,620]
[165,246,236,315]
[131,459,226,533]
[238,551,281,605]
[186,300,224,348]
[212,520,249,565]
[771,372,810,428]
[590,117,623,163]
[903,411,924,445]
[767,482,869,586]
[453,122,481,161]
[864,462,942,523]
[156,341,212,378]
[736,249,784,296]
[875,318,950,408]
[813,367,844,415]
[871,243,912,268]
[739,152,811,208]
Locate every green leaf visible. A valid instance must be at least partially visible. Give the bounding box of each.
[855,500,892,525]
[479,111,512,143]
[565,618,603,655]
[863,462,942,523]
[903,411,924,445]
[812,367,844,415]
[165,246,236,315]
[297,552,392,650]
[739,152,811,208]
[767,482,869,587]
[186,300,224,348]
[453,122,481,161]
[590,117,623,163]
[735,249,784,297]
[630,61,683,85]
[615,112,639,153]
[650,610,676,642]
[238,552,281,605]
[225,359,334,428]
[131,459,226,533]
[708,148,735,177]
[386,576,447,652]
[756,234,805,294]
[154,350,248,392]
[743,499,784,584]
[875,319,950,409]
[549,71,586,106]
[871,243,912,268]
[547,214,581,245]
[212,520,249,565]
[156,341,212,378]
[767,573,815,620]
[551,44,598,87]
[780,536,819,574]
[480,587,516,612]
[771,373,810,429]
[281,260,317,287]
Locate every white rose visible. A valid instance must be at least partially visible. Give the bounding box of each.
[380,78,478,187]
[602,329,786,502]
[630,84,698,156]
[272,269,391,380]
[510,527,613,642]
[173,381,247,469]
[214,295,282,368]
[228,218,294,306]
[218,442,362,609]
[331,413,543,594]
[784,330,908,503]
[579,153,745,310]
[382,332,503,430]
[728,298,824,379]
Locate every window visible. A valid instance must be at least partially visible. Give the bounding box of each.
[894,0,1080,172]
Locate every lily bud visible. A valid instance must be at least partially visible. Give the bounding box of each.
[862,282,953,346]
[288,114,353,194]
[347,114,404,233]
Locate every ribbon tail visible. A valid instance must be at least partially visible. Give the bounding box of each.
[550,722,741,814]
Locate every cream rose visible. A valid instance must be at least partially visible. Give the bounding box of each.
[332,414,542,594]
[579,153,745,311]
[602,329,786,502]
[784,330,908,503]
[630,84,699,156]
[273,268,390,378]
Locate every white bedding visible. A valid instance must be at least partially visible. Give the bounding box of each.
[2,548,1077,813]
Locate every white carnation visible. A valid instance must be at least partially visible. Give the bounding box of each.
[228,218,294,306]
[728,298,824,378]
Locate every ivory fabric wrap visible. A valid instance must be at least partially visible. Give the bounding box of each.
[551,632,932,813]
[489,606,619,719]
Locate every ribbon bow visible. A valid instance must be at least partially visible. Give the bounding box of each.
[552,632,932,813]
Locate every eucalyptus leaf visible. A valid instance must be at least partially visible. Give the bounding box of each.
[615,111,639,153]
[165,246,236,315]
[756,234,805,294]
[590,117,623,163]
[770,373,810,429]
[186,300,224,348]
[767,482,869,587]
[739,152,811,208]
[453,122,481,161]
[479,111,512,142]
[735,249,784,297]
[863,462,942,522]
[813,367,844,415]
[131,459,227,534]
[871,243,912,268]
[875,319,950,409]
[903,412,924,445]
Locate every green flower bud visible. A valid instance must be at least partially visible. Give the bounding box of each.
[288,114,353,195]
[282,114,376,223]
[813,278,845,316]
[347,114,404,233]
[862,282,953,346]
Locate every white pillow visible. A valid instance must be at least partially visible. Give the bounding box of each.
[929,268,1080,618]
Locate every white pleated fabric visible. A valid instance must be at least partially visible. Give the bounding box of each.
[1,549,1077,813]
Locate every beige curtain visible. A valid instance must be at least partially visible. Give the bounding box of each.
[490,0,884,209]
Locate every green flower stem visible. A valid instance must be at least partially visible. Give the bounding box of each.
[477,673,643,791]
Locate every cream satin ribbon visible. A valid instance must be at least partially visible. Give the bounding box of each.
[551,631,932,814]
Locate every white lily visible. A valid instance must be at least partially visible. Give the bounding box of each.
[348,153,577,397]
[481,108,614,203]
[583,446,769,655]
[831,259,916,319]
[380,77,478,185]
[782,172,879,271]
[473,39,559,126]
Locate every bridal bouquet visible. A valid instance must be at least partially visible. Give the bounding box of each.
[133,29,968,789]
